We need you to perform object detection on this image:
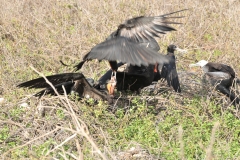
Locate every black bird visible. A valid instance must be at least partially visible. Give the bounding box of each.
[154,44,182,92]
[17,70,157,105]
[75,9,187,95]
[189,60,240,105]
[17,45,183,102]
[16,71,156,103]
[95,64,156,92]
[17,73,110,101]
[96,44,183,93]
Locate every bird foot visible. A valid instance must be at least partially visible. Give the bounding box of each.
[107,73,117,96]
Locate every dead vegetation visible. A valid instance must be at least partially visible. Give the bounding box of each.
[1,0,240,159]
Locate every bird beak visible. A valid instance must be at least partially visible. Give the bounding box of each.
[175,47,187,54]
[189,63,200,68]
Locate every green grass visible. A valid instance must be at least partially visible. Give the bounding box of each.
[1,93,240,159]
[1,0,240,159]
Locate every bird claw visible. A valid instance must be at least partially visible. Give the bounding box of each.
[107,71,117,96]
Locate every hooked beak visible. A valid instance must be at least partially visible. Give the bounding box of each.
[175,47,188,54]
[189,63,201,68]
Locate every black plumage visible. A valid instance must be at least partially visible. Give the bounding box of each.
[95,64,156,92]
[17,73,109,101]
[17,45,182,103]
[190,60,240,105]
[74,9,187,71]
[18,10,186,99]
[82,37,169,66]
[154,44,181,92]
[96,45,181,92]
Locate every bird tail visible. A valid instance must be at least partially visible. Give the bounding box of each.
[74,60,86,71]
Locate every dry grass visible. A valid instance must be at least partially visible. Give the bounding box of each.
[1,0,240,159]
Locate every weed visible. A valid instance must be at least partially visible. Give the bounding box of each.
[1,0,240,159]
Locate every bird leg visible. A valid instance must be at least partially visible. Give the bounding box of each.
[107,71,117,96]
[154,63,158,73]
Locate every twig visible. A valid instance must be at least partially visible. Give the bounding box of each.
[75,139,84,160]
[178,126,185,160]
[58,151,69,160]
[62,86,109,160]
[205,121,220,160]
[63,151,79,160]
[46,133,77,155]
[113,92,122,107]
[2,128,59,158]
[30,66,68,107]
[0,120,25,130]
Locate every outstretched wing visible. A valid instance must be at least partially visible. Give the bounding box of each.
[117,9,187,42]
[17,73,85,89]
[83,37,169,66]
[75,9,187,71]
[17,73,109,101]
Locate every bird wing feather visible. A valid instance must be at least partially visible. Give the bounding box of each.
[157,52,181,92]
[205,72,231,80]
[83,37,169,66]
[17,73,85,88]
[207,62,235,78]
[118,9,187,42]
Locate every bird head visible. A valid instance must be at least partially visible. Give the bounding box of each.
[167,44,187,53]
[167,44,177,53]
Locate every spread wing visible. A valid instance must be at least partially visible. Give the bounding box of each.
[17,73,85,89]
[117,9,187,42]
[75,9,187,71]
[17,73,108,100]
[83,37,170,66]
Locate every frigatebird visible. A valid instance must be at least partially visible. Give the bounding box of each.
[95,44,183,93]
[17,45,184,105]
[17,44,181,99]
[189,60,240,105]
[95,64,156,92]
[75,9,187,95]
[154,44,182,92]
[17,73,110,101]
